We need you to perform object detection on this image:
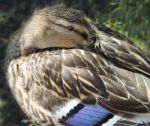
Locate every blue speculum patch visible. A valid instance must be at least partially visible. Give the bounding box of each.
[62,104,113,126]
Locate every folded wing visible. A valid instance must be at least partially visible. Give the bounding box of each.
[90,23,150,77]
[9,49,150,116]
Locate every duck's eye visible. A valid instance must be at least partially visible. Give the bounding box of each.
[67,26,75,31]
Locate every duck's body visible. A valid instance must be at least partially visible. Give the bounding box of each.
[5,5,150,126]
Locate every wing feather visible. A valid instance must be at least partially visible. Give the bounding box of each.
[9,49,150,115]
[90,23,150,77]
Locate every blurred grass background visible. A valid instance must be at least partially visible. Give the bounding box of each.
[0,0,150,126]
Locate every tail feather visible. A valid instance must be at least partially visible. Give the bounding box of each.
[113,120,150,126]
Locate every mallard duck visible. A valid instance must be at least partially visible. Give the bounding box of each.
[5,5,150,126]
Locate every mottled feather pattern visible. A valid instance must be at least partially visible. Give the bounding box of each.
[91,24,150,77]
[8,48,150,119]
[5,5,150,126]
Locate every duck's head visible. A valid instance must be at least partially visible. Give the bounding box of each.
[20,5,96,55]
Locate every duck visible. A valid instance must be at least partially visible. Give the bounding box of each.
[5,4,150,126]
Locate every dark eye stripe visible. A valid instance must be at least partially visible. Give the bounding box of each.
[50,21,88,40]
